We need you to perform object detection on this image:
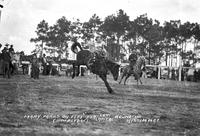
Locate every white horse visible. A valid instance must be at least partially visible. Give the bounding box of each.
[119,56,146,85]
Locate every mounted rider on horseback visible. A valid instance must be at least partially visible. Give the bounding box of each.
[71,38,83,54]
[71,37,108,68]
[70,37,120,94]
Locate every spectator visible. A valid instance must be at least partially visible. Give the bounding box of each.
[194,69,198,82]
[42,54,47,75]
[8,45,15,74]
[178,68,185,81]
[9,45,15,53]
[31,54,39,79]
[171,68,176,80]
[198,69,200,81]
[2,44,9,53]
[0,43,2,52]
[183,61,191,71]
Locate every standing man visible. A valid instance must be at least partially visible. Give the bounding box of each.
[42,54,47,75]
[9,45,15,53]
[8,45,15,74]
[0,43,2,52]
[31,54,39,79]
[2,43,9,53]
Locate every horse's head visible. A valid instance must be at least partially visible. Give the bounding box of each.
[106,60,120,81]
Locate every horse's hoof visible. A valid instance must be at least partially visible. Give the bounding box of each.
[108,89,114,94]
[109,91,115,94]
[110,91,115,94]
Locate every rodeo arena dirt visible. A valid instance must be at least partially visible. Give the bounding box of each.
[0,54,200,136]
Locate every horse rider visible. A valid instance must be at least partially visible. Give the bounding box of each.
[71,37,83,54]
[93,36,108,60]
[128,51,138,69]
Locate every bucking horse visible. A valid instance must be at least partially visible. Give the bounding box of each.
[71,45,120,94]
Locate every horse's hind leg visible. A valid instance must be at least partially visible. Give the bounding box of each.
[124,74,131,85]
[119,73,125,84]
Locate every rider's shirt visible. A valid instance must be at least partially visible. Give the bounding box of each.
[129,53,138,66]
[71,42,82,53]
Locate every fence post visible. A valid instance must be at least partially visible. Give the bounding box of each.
[28,64,31,76]
[80,65,82,76]
[119,67,121,76]
[158,67,161,79]
[178,67,182,81]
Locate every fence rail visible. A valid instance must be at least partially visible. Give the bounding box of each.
[146,65,199,81]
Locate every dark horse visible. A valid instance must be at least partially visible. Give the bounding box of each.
[71,48,120,94]
[0,52,12,78]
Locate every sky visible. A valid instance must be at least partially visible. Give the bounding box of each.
[0,0,200,54]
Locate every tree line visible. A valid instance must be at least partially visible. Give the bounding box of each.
[30,9,200,65]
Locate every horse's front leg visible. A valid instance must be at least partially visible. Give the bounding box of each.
[99,74,114,94]
[135,74,142,87]
[119,72,125,84]
[72,63,76,79]
[139,77,142,84]
[76,65,80,77]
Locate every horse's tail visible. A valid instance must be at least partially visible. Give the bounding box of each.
[71,42,83,54]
